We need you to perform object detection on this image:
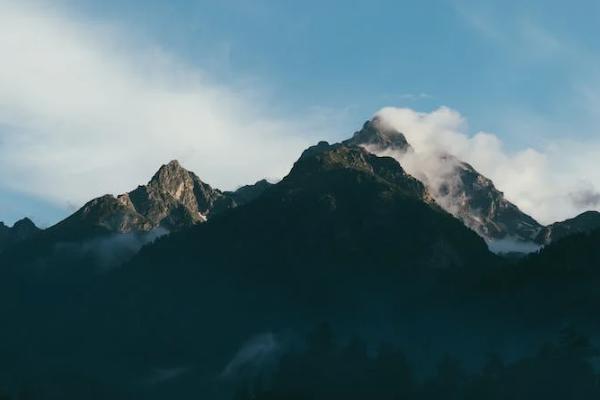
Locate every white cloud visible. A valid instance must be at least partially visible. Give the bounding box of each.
[376,106,600,225]
[0,1,325,221]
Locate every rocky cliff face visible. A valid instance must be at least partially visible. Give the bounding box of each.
[126,160,235,230]
[0,218,40,252]
[438,156,542,242]
[50,160,277,237]
[52,160,235,236]
[346,118,543,244]
[343,118,412,153]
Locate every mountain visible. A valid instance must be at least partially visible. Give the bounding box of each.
[109,142,494,290]
[535,211,600,245]
[47,161,277,242]
[0,217,40,253]
[343,118,412,152]
[11,138,600,399]
[0,140,502,399]
[441,155,543,242]
[0,162,279,275]
[104,141,494,306]
[49,160,235,239]
[345,118,543,245]
[2,121,600,399]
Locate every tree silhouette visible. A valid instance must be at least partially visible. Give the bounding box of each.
[235,326,600,400]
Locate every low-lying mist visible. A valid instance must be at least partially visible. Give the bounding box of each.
[53,227,169,270]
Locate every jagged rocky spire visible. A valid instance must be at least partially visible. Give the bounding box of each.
[50,160,272,235]
[343,117,412,153]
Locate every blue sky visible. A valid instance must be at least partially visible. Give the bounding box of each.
[2,0,600,226]
[68,0,600,144]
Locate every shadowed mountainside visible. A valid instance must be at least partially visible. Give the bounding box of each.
[535,211,600,245]
[0,218,40,253]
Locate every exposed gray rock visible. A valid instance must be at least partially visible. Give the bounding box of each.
[53,160,236,235]
[344,117,412,153]
[437,155,542,242]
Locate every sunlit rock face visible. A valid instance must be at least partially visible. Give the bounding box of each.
[54,160,245,235]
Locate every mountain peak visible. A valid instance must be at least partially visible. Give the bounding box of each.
[343,117,412,153]
[0,216,41,252]
[161,159,186,174]
[150,159,190,185]
[0,217,38,232]
[289,142,431,203]
[12,217,38,232]
[294,143,372,174]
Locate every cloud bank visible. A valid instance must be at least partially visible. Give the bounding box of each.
[0,1,325,223]
[375,107,600,225]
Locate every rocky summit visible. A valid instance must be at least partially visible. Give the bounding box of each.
[343,117,412,153]
[125,160,235,230]
[49,160,265,236]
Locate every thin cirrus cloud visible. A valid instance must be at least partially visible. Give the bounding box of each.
[0,1,325,224]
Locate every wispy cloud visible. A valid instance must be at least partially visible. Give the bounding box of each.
[452,2,565,58]
[0,1,333,221]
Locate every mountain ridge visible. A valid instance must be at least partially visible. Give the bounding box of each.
[45,160,274,240]
[535,210,600,245]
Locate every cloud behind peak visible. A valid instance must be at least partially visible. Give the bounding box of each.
[375,106,600,224]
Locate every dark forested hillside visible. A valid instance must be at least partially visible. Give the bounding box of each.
[0,143,499,399]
